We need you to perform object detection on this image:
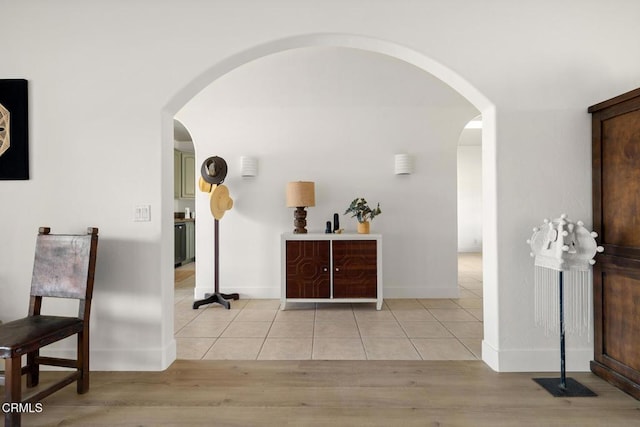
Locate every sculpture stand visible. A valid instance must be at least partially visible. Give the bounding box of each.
[193,218,239,310]
[533,270,596,397]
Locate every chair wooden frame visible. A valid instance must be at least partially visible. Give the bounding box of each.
[0,227,98,427]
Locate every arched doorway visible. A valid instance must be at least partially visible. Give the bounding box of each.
[162,33,498,368]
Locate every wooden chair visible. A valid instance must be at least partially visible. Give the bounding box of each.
[0,227,98,427]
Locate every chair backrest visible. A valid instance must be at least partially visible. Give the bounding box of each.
[29,227,99,318]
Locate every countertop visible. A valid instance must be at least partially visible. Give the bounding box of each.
[174,217,195,223]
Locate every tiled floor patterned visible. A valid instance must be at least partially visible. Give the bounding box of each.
[174,253,483,361]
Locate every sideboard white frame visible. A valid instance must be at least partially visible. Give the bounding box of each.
[281,232,383,310]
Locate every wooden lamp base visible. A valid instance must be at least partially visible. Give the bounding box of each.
[293,207,308,234]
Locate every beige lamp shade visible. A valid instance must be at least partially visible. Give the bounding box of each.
[286,181,315,207]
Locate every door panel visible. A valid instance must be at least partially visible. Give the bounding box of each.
[601,110,640,247]
[333,240,377,298]
[285,240,330,298]
[602,271,640,373]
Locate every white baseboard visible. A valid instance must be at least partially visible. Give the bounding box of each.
[482,340,593,372]
[195,286,460,300]
[482,340,500,371]
[194,286,280,300]
[458,246,482,253]
[37,339,177,371]
[383,286,460,299]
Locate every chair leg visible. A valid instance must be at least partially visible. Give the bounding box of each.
[4,356,22,427]
[26,349,40,388]
[77,330,90,394]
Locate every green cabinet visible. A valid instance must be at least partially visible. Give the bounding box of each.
[174,150,181,199]
[185,221,195,262]
[180,152,196,199]
[175,220,196,265]
[174,150,195,200]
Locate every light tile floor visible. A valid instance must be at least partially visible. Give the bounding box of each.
[174,253,483,361]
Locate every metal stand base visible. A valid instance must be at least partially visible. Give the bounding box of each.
[192,218,239,310]
[532,271,597,398]
[193,292,240,310]
[533,377,597,397]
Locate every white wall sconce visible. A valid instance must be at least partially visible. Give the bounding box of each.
[394,153,413,175]
[240,156,258,177]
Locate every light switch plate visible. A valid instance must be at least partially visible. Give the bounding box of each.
[134,205,151,222]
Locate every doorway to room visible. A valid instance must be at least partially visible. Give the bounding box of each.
[173,119,197,329]
[164,33,496,366]
[172,54,485,360]
[173,111,486,359]
[454,115,484,358]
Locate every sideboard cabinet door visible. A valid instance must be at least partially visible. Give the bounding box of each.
[333,240,377,298]
[285,240,330,298]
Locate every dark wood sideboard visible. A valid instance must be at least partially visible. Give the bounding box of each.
[589,87,640,399]
[280,233,383,310]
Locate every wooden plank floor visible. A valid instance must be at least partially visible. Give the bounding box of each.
[7,360,640,426]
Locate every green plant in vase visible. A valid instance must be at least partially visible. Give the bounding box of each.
[344,198,381,234]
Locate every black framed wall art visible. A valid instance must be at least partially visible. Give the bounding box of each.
[0,79,29,180]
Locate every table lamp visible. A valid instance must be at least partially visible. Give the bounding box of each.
[286,181,315,233]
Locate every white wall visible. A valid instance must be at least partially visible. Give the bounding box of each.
[457,129,482,252]
[2,0,640,372]
[177,47,477,300]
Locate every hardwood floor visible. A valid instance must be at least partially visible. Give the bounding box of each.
[9,359,640,426]
[5,254,637,425]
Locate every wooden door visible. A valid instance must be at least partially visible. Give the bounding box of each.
[285,240,330,298]
[333,240,377,298]
[590,87,640,399]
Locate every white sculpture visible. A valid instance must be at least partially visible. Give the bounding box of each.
[527,214,603,337]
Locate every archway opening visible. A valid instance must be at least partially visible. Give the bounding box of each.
[162,34,498,368]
